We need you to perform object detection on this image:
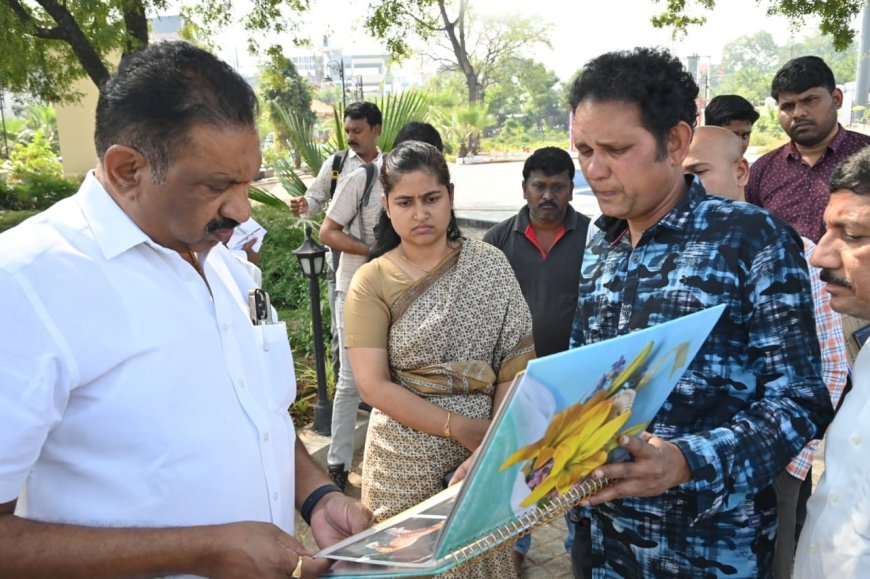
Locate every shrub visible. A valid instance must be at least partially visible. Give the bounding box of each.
[252,203,334,358]
[8,128,63,182]
[14,173,78,210]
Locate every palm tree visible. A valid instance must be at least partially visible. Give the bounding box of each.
[250,90,429,212]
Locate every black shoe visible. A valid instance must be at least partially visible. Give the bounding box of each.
[328,464,349,492]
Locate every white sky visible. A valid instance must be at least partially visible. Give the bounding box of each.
[201,0,861,82]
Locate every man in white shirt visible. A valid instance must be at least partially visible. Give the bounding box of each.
[319,122,443,489]
[795,145,870,577]
[0,41,370,578]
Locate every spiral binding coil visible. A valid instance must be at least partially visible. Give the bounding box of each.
[445,477,611,569]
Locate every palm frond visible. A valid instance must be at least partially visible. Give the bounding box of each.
[273,102,326,175]
[248,185,290,211]
[376,90,429,152]
[274,156,311,198]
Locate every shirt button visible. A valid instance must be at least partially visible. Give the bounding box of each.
[272,491,279,501]
[830,493,838,504]
[810,545,818,555]
[185,273,195,282]
[852,435,862,446]
[221,323,229,332]
[631,255,640,264]
[238,379,246,389]
[263,432,271,442]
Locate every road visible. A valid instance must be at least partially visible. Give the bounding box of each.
[449,160,600,225]
[261,159,602,225]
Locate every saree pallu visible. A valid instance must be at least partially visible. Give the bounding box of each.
[361,240,534,578]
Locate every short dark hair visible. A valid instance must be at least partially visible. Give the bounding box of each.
[522,147,575,181]
[344,101,382,127]
[771,56,836,101]
[705,95,759,126]
[569,47,698,159]
[370,141,461,260]
[394,121,444,152]
[830,146,870,196]
[95,41,258,182]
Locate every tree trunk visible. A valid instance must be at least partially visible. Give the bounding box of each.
[122,1,149,55]
[438,0,481,105]
[35,0,111,89]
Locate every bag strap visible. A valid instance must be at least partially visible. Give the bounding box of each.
[346,161,378,237]
[360,162,377,208]
[329,150,348,198]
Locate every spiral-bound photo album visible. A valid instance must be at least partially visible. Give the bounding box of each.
[317,305,726,578]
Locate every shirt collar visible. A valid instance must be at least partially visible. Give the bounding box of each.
[786,123,845,160]
[348,148,382,163]
[75,171,152,261]
[597,174,702,244]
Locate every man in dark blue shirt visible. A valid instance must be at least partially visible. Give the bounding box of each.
[483,147,590,358]
[567,47,833,578]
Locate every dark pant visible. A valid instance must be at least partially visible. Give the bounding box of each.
[569,512,593,579]
[772,467,813,577]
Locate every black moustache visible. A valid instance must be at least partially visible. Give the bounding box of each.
[206,218,240,233]
[820,269,853,289]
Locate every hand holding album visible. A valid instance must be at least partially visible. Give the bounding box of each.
[317,306,725,578]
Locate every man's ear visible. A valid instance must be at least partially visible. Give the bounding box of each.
[521,180,529,201]
[667,122,694,166]
[832,87,844,109]
[736,158,750,188]
[102,145,148,197]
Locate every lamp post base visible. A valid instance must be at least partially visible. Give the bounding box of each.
[314,400,333,436]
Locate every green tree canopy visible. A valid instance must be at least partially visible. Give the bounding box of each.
[651,0,864,51]
[259,46,315,169]
[486,57,564,131]
[0,0,308,103]
[712,30,858,104]
[364,0,549,104]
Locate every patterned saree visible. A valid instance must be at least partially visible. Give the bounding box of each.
[361,239,534,578]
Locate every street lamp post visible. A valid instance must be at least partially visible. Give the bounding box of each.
[324,59,347,110]
[292,225,332,435]
[0,87,8,160]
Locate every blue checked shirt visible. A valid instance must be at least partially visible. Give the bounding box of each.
[570,177,834,577]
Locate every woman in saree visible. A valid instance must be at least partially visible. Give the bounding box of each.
[343,141,535,577]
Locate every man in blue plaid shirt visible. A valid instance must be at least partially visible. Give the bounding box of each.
[567,47,834,578]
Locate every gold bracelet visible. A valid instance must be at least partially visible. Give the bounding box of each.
[443,412,452,439]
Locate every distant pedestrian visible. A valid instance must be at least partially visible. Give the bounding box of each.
[704,94,760,154]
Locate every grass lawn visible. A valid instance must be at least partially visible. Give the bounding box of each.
[0,210,38,233]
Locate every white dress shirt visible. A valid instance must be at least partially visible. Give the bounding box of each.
[795,342,870,577]
[0,173,297,533]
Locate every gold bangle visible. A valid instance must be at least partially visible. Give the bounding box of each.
[443,412,452,439]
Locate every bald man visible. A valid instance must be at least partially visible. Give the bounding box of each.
[682,126,749,200]
[685,124,848,578]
